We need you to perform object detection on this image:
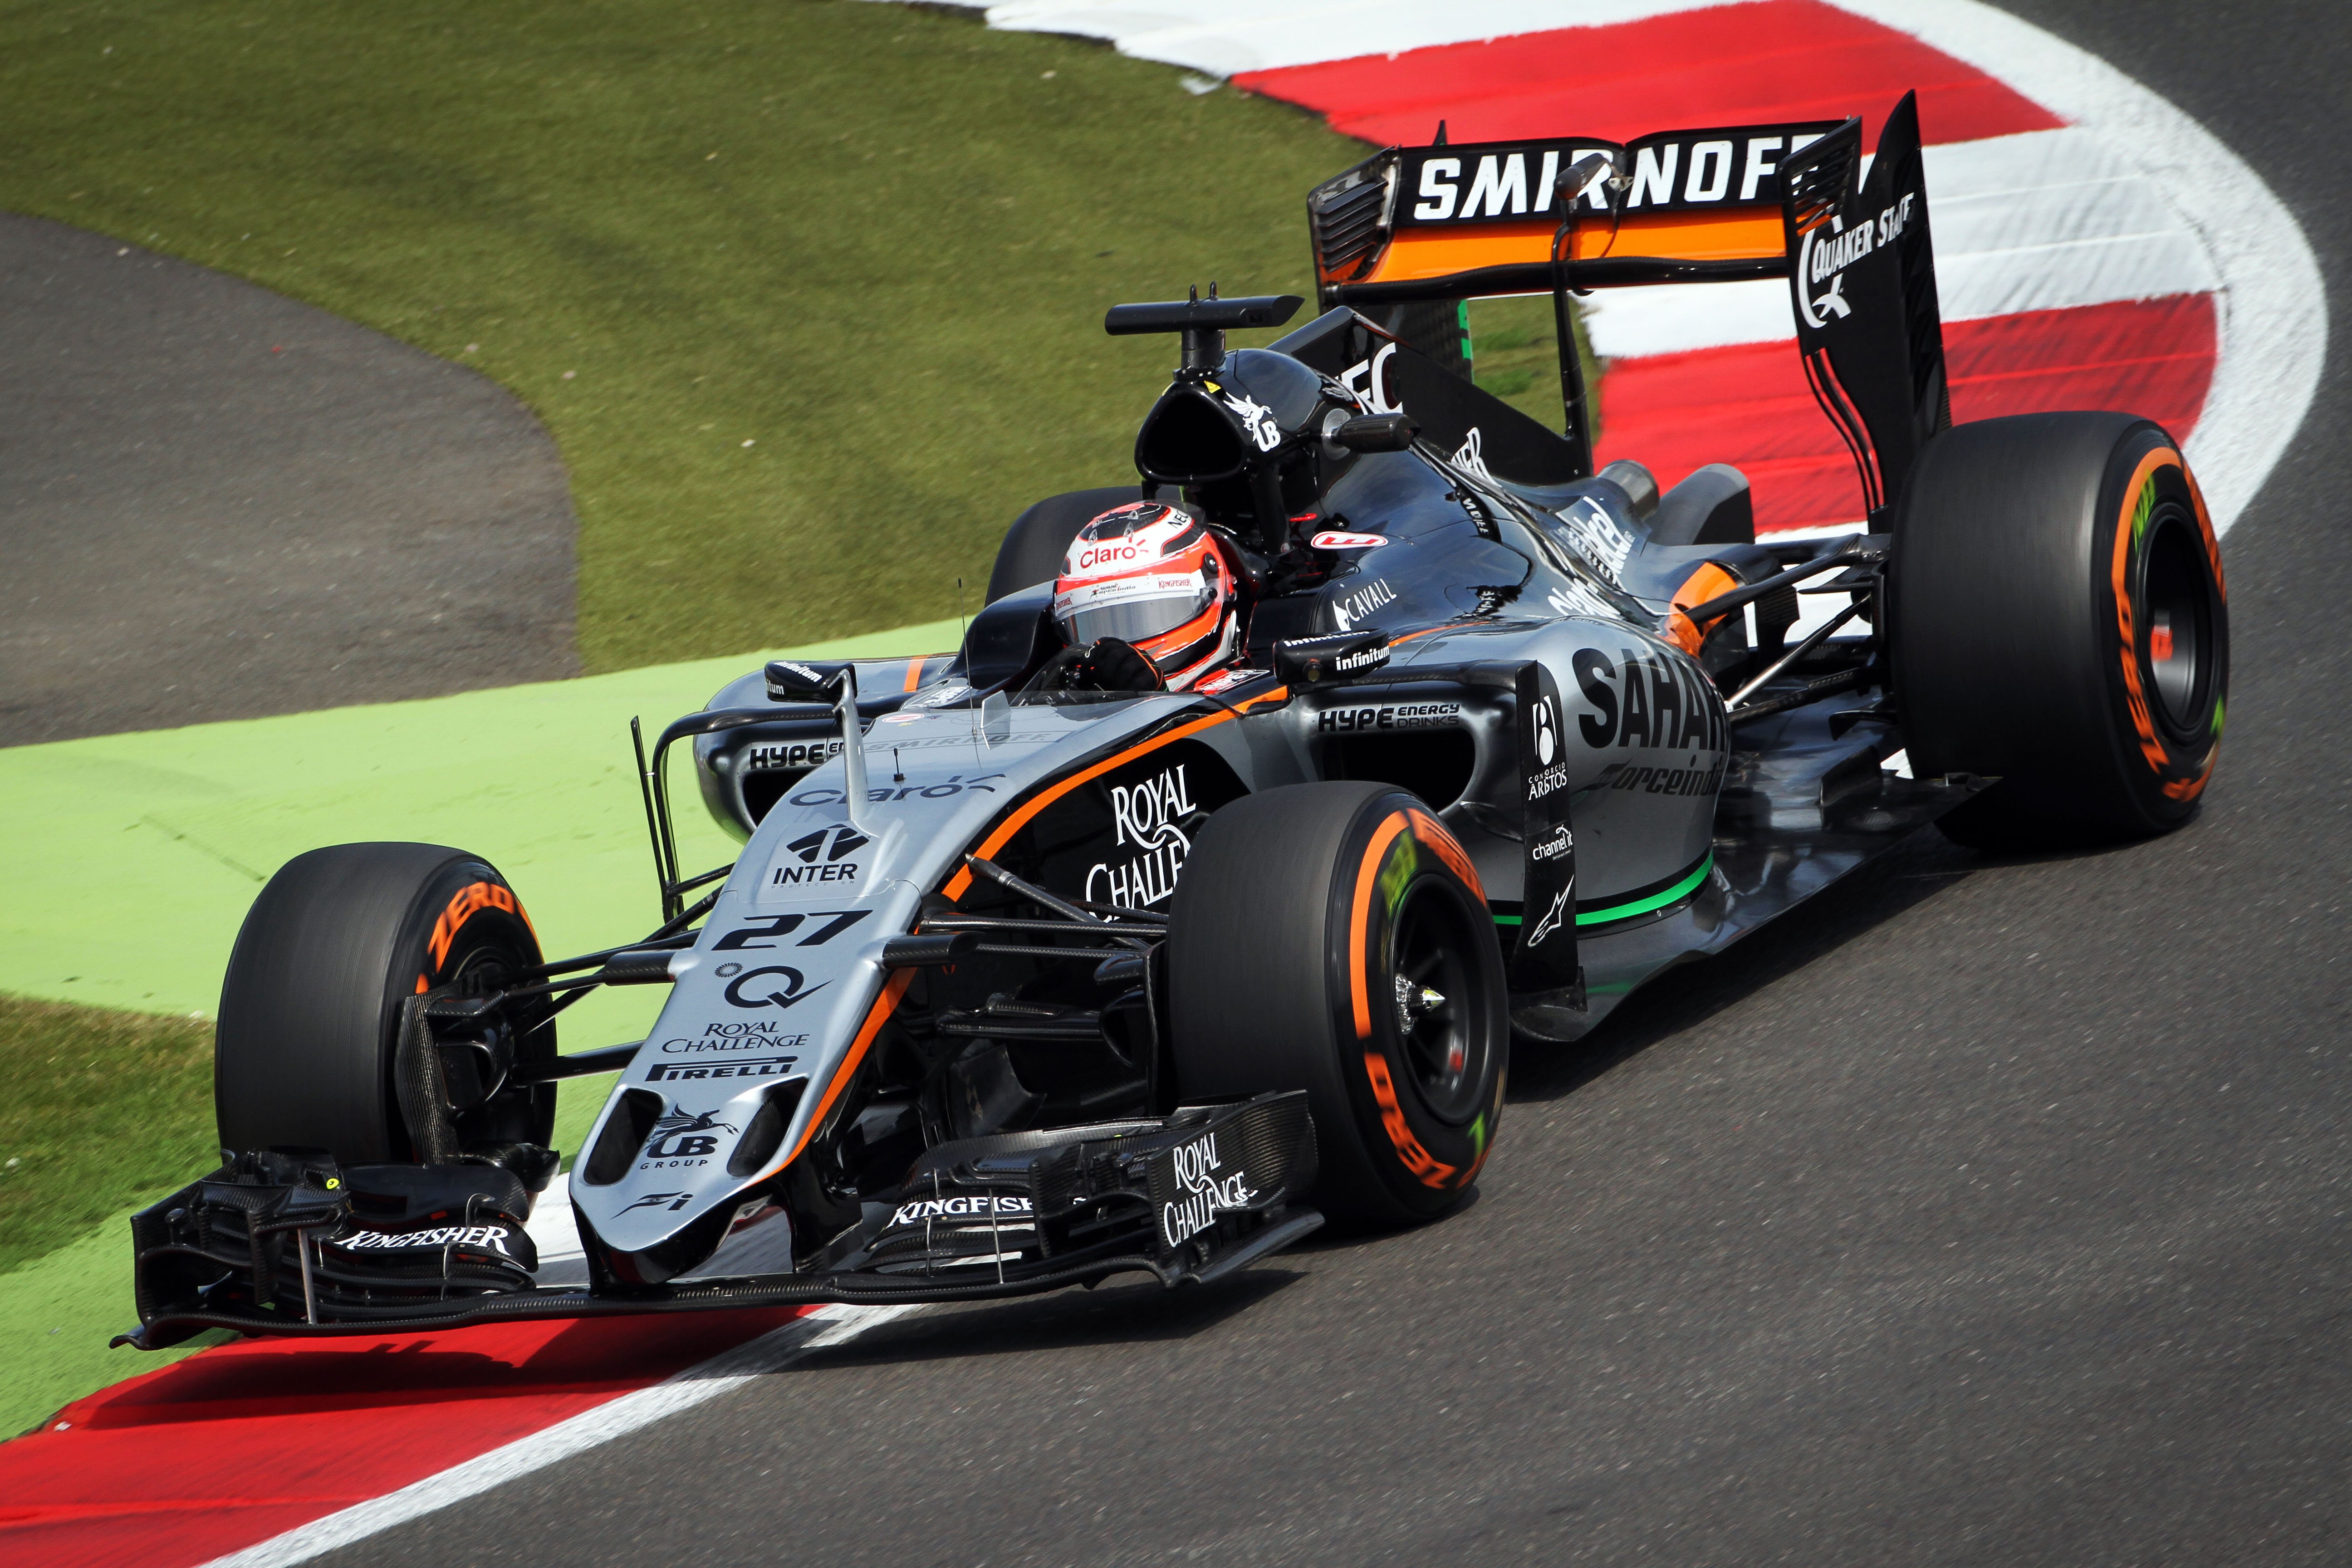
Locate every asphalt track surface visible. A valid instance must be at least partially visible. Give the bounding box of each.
[0,215,577,748]
[295,5,2352,1565]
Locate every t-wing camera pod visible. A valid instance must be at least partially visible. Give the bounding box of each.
[1104,286,1305,372]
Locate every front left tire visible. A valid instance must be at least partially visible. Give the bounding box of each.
[215,842,554,1164]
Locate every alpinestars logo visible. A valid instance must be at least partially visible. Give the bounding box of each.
[774,825,867,887]
[1086,764,1197,907]
[643,1104,737,1167]
[1528,883,1573,947]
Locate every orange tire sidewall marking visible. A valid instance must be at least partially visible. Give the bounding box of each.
[1405,807,1485,904]
[426,879,531,973]
[2110,446,2223,801]
[1361,1050,1459,1190]
[1349,808,1468,1192]
[1348,812,1409,1040]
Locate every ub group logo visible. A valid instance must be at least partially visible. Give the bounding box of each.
[642,1103,737,1169]
[1085,763,1199,908]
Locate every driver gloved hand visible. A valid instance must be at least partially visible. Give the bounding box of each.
[1032,637,1167,695]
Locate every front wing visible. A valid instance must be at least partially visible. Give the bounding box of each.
[118,1093,1318,1347]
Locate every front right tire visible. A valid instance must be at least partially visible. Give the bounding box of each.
[1166,783,1507,1224]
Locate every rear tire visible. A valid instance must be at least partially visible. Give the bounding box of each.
[1888,413,2227,847]
[1167,783,1507,1224]
[215,843,554,1164]
[985,485,1141,604]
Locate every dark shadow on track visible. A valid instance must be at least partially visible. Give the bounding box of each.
[1507,822,2149,1106]
[791,1270,1304,1370]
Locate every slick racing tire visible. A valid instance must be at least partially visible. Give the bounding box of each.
[1167,783,1507,1225]
[985,485,1143,604]
[1888,413,2227,848]
[216,843,554,1164]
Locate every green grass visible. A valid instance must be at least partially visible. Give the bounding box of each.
[1468,293,1606,442]
[0,996,215,1274]
[0,0,1363,673]
[0,1223,233,1437]
[0,995,226,1436]
[0,616,957,1430]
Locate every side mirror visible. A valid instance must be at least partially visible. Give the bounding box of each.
[1273,629,1392,687]
[1333,413,1419,454]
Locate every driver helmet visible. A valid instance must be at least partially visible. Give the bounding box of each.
[1052,501,1239,689]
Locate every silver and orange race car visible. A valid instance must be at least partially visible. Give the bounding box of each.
[120,93,2224,1346]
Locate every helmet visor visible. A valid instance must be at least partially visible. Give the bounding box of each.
[1054,572,1210,651]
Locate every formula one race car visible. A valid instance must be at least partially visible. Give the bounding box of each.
[121,93,2225,1344]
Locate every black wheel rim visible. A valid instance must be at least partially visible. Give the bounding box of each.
[1387,877,1489,1125]
[2139,504,2217,743]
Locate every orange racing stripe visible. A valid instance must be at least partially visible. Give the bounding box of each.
[940,709,1241,901]
[781,967,916,1171]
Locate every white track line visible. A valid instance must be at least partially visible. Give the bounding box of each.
[1823,0,2324,530]
[196,1305,913,1568]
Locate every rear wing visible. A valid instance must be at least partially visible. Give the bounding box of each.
[1307,93,1950,518]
